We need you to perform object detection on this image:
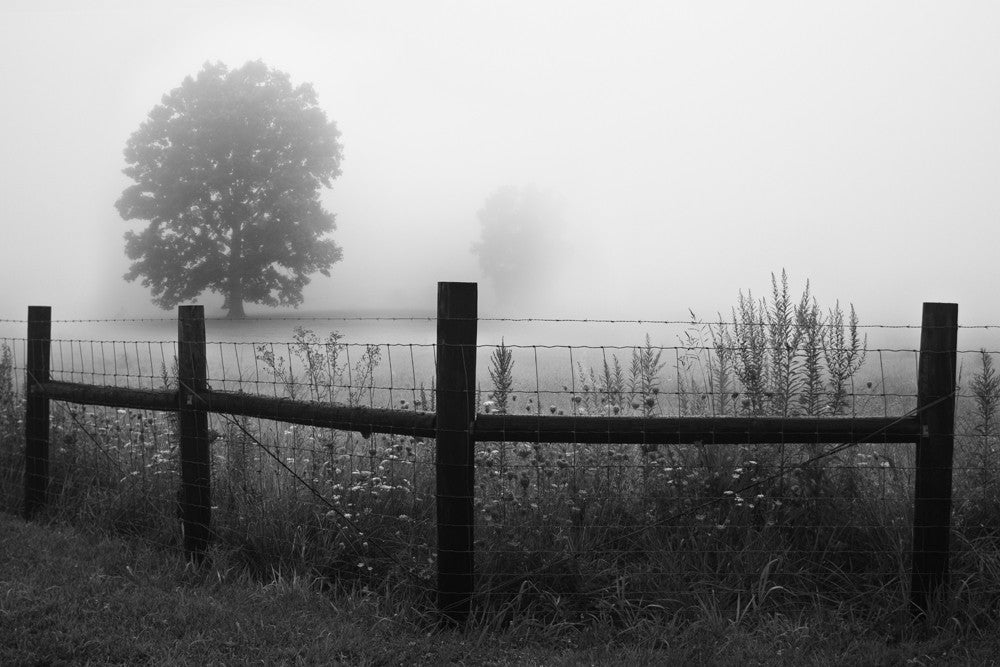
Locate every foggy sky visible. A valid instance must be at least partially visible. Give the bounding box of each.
[2,1,999,326]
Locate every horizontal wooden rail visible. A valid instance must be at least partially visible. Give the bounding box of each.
[30,380,919,445]
[474,414,921,445]
[194,389,438,438]
[34,380,177,412]
[29,380,437,439]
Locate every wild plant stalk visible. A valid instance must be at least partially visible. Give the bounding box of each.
[796,294,824,417]
[970,349,1000,487]
[488,339,514,414]
[575,355,626,416]
[764,269,796,486]
[0,343,16,433]
[256,345,298,399]
[767,270,804,417]
[349,344,382,407]
[731,291,768,415]
[629,334,665,419]
[677,317,713,417]
[709,317,735,416]
[629,335,665,490]
[823,302,867,416]
[287,327,345,403]
[601,354,626,414]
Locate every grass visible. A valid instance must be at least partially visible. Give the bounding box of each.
[3,512,1000,665]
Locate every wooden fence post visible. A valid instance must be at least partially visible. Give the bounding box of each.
[178,305,211,560]
[24,306,51,520]
[436,282,477,625]
[910,302,958,615]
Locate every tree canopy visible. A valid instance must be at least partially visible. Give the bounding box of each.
[116,60,343,318]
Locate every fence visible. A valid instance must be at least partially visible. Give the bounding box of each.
[8,283,965,625]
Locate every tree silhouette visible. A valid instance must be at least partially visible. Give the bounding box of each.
[472,185,561,309]
[117,60,343,318]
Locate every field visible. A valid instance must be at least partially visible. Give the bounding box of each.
[2,288,1000,652]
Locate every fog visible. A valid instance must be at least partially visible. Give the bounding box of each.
[2,1,999,332]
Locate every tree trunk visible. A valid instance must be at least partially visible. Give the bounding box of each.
[226,218,245,319]
[226,297,245,319]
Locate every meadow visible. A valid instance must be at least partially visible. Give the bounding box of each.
[1,277,999,649]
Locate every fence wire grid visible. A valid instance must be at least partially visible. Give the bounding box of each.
[1,309,998,621]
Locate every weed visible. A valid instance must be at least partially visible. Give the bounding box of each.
[488,339,514,414]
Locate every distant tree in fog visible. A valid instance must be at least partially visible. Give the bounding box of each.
[116,60,343,318]
[472,185,562,309]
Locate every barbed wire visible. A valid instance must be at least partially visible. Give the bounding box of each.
[5,315,1000,329]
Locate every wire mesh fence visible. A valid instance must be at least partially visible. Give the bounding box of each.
[0,327,440,597]
[2,290,999,625]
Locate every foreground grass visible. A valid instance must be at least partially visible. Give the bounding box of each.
[2,515,999,665]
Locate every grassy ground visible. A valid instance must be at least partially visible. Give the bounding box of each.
[2,514,999,666]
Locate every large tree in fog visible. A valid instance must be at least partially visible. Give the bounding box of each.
[116,61,343,318]
[472,185,562,308]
